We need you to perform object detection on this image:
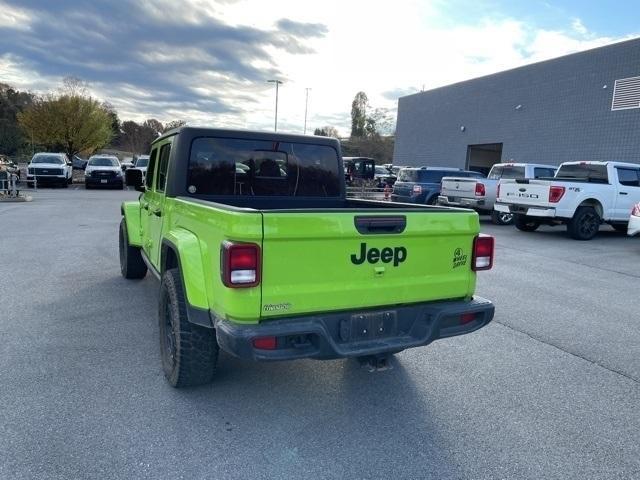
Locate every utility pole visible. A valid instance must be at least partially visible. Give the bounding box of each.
[267,79,283,131]
[303,87,311,134]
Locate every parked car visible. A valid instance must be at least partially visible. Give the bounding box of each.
[120,127,495,387]
[72,155,88,170]
[628,202,640,236]
[438,163,557,225]
[85,155,124,189]
[374,165,396,187]
[26,153,73,187]
[495,161,640,240]
[392,167,484,204]
[133,155,150,180]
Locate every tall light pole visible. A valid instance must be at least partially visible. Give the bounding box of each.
[303,87,311,134]
[267,79,283,131]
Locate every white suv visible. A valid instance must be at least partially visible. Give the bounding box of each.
[27,153,73,188]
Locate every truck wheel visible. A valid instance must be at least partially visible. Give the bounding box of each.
[426,195,438,205]
[61,179,69,188]
[119,219,147,279]
[491,210,514,225]
[514,214,540,232]
[567,206,600,240]
[159,268,219,388]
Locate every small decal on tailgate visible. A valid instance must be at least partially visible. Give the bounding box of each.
[452,248,468,269]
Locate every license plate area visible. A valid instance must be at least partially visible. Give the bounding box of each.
[340,311,398,342]
[101,179,108,183]
[509,205,528,214]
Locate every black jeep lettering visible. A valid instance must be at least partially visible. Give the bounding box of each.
[351,243,407,266]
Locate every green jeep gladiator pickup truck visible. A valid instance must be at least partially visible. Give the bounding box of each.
[119,127,495,387]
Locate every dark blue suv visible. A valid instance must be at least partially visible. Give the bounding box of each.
[391,167,484,204]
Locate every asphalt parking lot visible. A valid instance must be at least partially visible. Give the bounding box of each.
[1,189,639,480]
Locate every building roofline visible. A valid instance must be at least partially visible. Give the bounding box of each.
[400,35,640,101]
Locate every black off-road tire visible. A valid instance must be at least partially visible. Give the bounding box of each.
[61,179,68,188]
[567,206,600,241]
[159,268,219,388]
[514,214,540,232]
[119,219,147,279]
[491,210,514,225]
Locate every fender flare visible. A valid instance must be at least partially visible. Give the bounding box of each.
[121,201,142,246]
[161,229,209,312]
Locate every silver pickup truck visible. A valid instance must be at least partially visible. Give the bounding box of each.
[438,163,557,225]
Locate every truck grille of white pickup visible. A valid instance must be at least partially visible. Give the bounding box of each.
[31,168,63,176]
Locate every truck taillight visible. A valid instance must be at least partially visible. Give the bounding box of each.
[472,234,494,271]
[221,241,261,288]
[632,203,640,217]
[475,183,486,197]
[549,186,565,203]
[412,185,422,194]
[496,183,500,199]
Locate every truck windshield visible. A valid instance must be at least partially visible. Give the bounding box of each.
[488,165,526,179]
[32,156,64,164]
[89,157,119,166]
[187,137,341,196]
[555,164,609,183]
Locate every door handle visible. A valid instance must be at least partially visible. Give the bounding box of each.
[620,192,628,195]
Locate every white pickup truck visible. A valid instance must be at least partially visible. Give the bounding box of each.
[495,161,640,240]
[438,163,557,225]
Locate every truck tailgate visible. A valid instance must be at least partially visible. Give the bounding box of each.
[260,210,478,318]
[498,180,552,207]
[441,178,478,197]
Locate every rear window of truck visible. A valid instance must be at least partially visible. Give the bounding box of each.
[488,165,526,179]
[187,137,341,197]
[555,164,609,183]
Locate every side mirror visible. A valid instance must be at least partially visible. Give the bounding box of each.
[126,169,145,192]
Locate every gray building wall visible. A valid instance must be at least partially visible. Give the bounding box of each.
[393,37,640,168]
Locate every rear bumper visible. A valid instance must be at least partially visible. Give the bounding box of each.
[215,297,495,361]
[391,194,417,203]
[495,202,556,217]
[438,195,487,210]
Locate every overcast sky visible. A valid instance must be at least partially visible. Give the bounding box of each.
[0,0,638,135]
